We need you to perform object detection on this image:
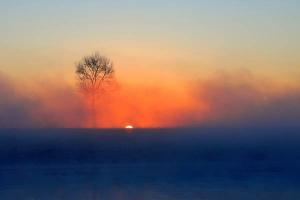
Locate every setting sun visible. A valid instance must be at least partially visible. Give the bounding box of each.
[125,125,134,129]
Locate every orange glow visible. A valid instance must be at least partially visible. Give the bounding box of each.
[90,82,208,128]
[2,69,299,128]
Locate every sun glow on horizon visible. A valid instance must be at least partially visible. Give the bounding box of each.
[125,125,134,129]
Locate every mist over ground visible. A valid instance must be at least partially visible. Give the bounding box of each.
[0,69,299,128]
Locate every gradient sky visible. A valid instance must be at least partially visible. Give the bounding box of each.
[0,0,299,85]
[0,1,300,128]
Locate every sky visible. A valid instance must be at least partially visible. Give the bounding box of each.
[0,1,300,128]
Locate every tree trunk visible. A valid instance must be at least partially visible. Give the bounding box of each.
[91,92,97,128]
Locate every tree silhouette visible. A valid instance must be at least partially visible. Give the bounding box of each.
[75,52,114,127]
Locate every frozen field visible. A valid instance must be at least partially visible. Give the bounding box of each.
[0,128,299,199]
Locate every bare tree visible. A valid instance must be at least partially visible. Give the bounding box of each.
[75,52,114,127]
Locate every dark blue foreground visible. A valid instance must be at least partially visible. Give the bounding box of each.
[0,128,300,199]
